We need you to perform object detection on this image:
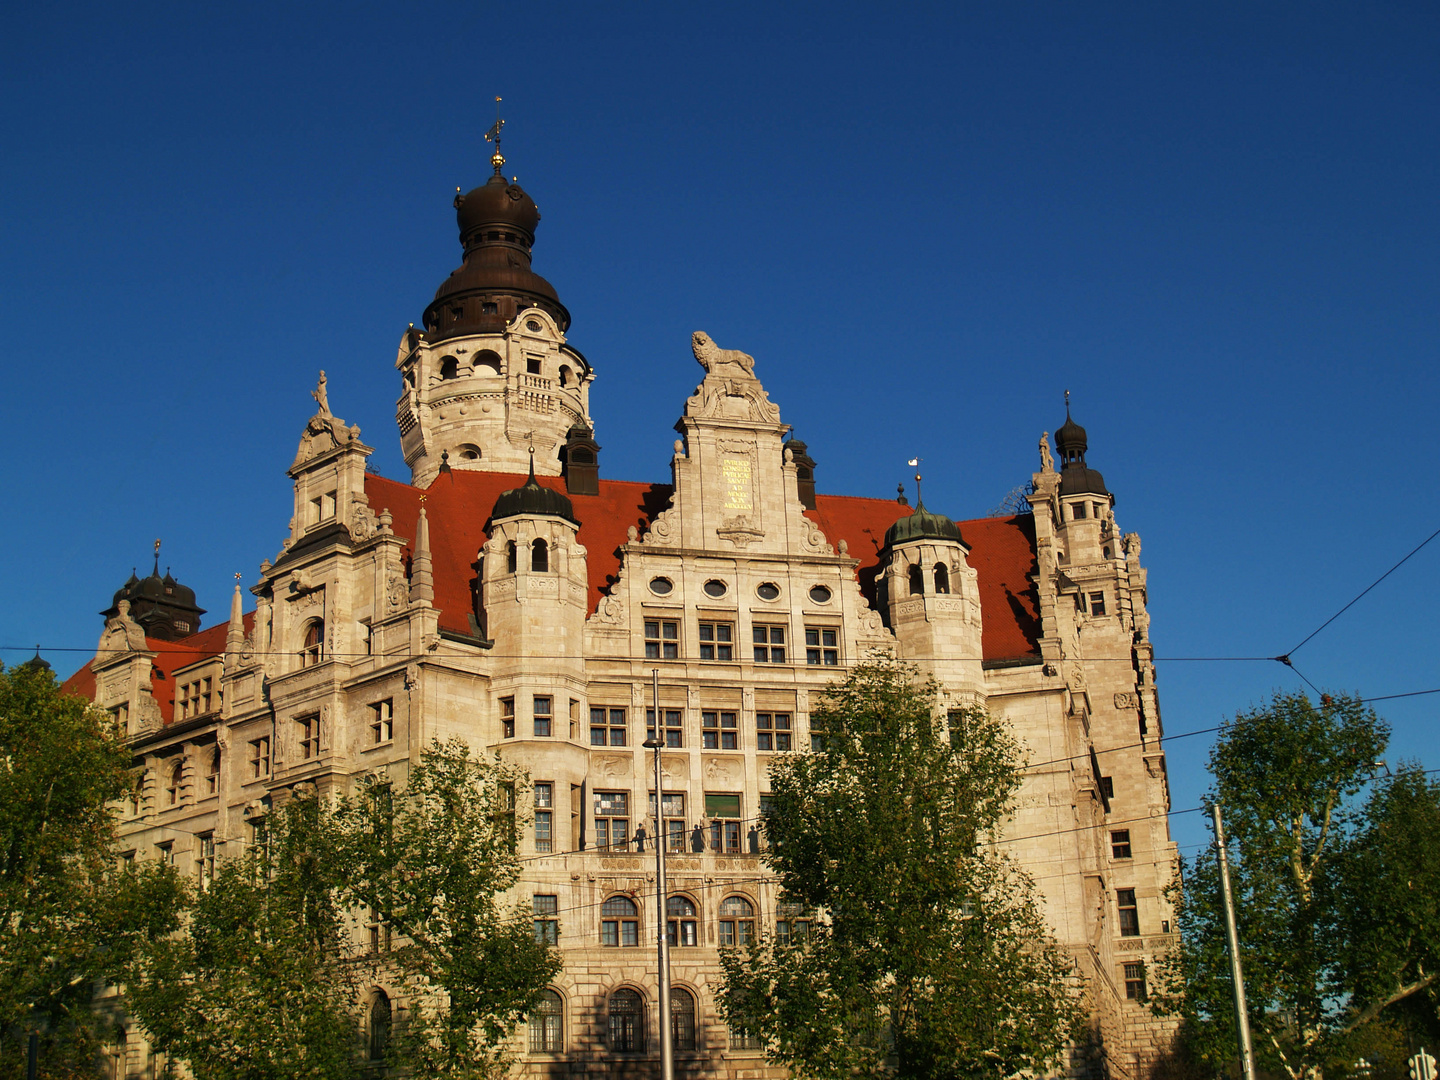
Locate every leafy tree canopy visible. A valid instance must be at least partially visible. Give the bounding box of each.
[718,659,1082,1080]
[1153,692,1440,1080]
[0,660,182,1076]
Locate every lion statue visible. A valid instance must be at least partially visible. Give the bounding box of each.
[692,331,756,377]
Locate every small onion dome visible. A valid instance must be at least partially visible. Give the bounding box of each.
[491,462,578,525]
[110,569,141,610]
[1054,404,1110,497]
[456,174,540,242]
[884,502,964,548]
[1055,412,1087,462]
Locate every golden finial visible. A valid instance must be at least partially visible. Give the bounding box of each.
[485,95,505,176]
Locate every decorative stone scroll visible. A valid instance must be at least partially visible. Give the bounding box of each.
[1114,692,1139,710]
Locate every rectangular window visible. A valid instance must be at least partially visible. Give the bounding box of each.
[649,792,687,852]
[730,1026,763,1051]
[752,624,786,663]
[248,737,270,779]
[645,708,683,748]
[1111,829,1132,859]
[698,621,734,661]
[370,699,394,744]
[496,783,517,852]
[595,791,630,851]
[1089,592,1107,616]
[179,681,200,719]
[1124,961,1147,1001]
[533,695,552,737]
[590,707,626,746]
[756,712,792,751]
[297,714,320,760]
[1073,502,1087,519]
[533,894,559,944]
[1101,776,1115,800]
[1094,502,1106,519]
[196,833,216,891]
[702,710,738,750]
[776,902,812,946]
[534,782,553,853]
[367,905,389,953]
[569,698,580,739]
[1117,888,1141,937]
[644,619,679,660]
[705,792,742,852]
[500,697,515,739]
[156,841,175,865]
[805,626,839,666]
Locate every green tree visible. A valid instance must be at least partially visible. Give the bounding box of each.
[0,660,182,1077]
[1151,691,1398,1080]
[717,659,1082,1080]
[333,738,562,1079]
[123,787,362,1080]
[1334,765,1440,1043]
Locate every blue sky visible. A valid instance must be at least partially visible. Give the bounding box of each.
[2,2,1436,859]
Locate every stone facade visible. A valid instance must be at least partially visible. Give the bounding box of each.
[66,166,1179,1079]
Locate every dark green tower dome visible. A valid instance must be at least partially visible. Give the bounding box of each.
[884,502,964,548]
[491,460,578,525]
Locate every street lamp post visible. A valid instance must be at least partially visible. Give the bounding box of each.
[642,668,674,1080]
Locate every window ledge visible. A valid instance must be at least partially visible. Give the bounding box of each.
[361,740,395,753]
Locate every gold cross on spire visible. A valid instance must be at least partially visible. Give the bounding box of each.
[485,96,505,176]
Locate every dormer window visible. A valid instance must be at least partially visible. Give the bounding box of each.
[310,491,337,525]
[301,620,324,666]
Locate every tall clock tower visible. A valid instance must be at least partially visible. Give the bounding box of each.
[395,131,594,487]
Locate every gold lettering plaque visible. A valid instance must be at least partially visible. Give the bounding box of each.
[722,457,753,511]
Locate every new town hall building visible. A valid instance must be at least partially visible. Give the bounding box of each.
[66,142,1179,1078]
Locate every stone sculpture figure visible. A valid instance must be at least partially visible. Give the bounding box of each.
[692,330,756,377]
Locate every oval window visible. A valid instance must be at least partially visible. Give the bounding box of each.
[756,582,780,601]
[808,585,833,604]
[526,319,542,332]
[649,577,673,596]
[703,580,728,598]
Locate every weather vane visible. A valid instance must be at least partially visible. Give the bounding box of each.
[485,96,505,176]
[907,457,923,505]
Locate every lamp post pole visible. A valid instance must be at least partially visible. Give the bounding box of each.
[643,668,674,1080]
[1213,802,1257,1080]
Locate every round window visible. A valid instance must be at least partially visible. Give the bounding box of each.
[703,579,728,598]
[808,585,833,604]
[649,577,673,596]
[756,582,780,601]
[526,319,542,332]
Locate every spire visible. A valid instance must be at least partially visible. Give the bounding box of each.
[225,575,245,667]
[485,96,505,177]
[410,504,434,604]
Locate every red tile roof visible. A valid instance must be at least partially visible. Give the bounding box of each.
[61,476,1043,721]
[368,471,1041,664]
[61,614,254,725]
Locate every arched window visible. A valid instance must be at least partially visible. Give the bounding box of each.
[601,895,639,947]
[667,895,697,947]
[558,364,572,387]
[934,563,950,594]
[718,896,755,947]
[367,990,391,1061]
[608,988,645,1052]
[166,760,183,806]
[473,349,503,376]
[439,356,459,380]
[908,564,925,596]
[205,748,221,796]
[531,538,548,572]
[671,986,697,1051]
[529,989,564,1053]
[301,620,324,666]
[505,541,517,574]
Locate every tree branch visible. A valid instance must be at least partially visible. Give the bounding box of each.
[1340,970,1439,1035]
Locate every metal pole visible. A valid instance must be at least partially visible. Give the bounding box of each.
[647,668,674,1080]
[1213,803,1257,1080]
